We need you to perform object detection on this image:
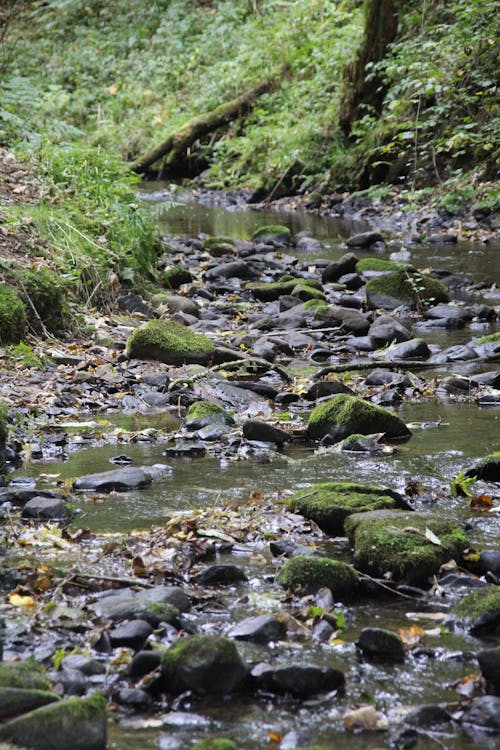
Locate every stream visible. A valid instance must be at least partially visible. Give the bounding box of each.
[4,187,500,750]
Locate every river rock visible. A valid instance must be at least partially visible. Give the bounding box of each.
[368,315,411,346]
[93,585,189,622]
[0,688,59,721]
[126,651,162,679]
[109,619,153,650]
[0,662,50,691]
[192,564,247,586]
[52,668,86,697]
[242,419,290,444]
[345,510,468,584]
[205,260,258,281]
[155,294,200,318]
[346,231,383,248]
[160,635,248,695]
[73,464,171,492]
[290,481,407,535]
[115,687,152,710]
[0,488,64,508]
[253,663,345,697]
[305,380,353,400]
[251,225,291,244]
[365,269,449,310]
[185,400,233,430]
[403,704,452,727]
[322,252,359,283]
[356,628,405,662]
[277,555,358,597]
[0,694,107,750]
[461,695,500,733]
[307,394,411,443]
[126,319,215,365]
[60,656,106,677]
[452,586,500,634]
[21,496,65,520]
[479,551,500,575]
[464,453,500,482]
[477,647,500,693]
[377,338,431,360]
[425,303,471,327]
[227,615,286,643]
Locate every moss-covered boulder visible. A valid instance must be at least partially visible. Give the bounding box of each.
[356,258,413,275]
[0,693,106,750]
[277,555,359,597]
[365,269,449,310]
[160,266,193,290]
[345,510,468,584]
[161,635,248,695]
[17,268,64,334]
[475,332,500,345]
[185,400,233,429]
[452,586,500,634]
[246,278,322,302]
[0,284,26,344]
[0,662,50,692]
[290,481,406,536]
[464,452,500,482]
[192,740,237,750]
[251,224,291,243]
[307,394,411,443]
[0,688,60,721]
[202,237,236,255]
[126,319,215,365]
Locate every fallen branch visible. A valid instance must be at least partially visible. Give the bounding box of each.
[312,360,450,379]
[167,356,292,392]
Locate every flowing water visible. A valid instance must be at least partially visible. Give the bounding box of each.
[12,189,500,749]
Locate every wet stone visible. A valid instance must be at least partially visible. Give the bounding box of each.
[254,663,345,698]
[60,655,106,677]
[192,564,248,586]
[227,615,286,643]
[479,551,500,575]
[21,496,65,520]
[462,695,500,733]
[346,231,383,248]
[356,627,405,662]
[93,585,190,622]
[126,651,162,679]
[0,688,59,721]
[242,419,290,444]
[403,704,452,728]
[73,464,172,493]
[109,619,153,650]
[51,668,87,696]
[115,688,152,710]
[477,647,500,693]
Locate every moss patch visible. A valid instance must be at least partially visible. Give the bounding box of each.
[0,400,8,448]
[0,284,26,345]
[16,268,64,334]
[475,331,500,344]
[202,237,235,253]
[0,662,49,692]
[192,740,237,750]
[0,688,60,721]
[356,258,413,274]
[251,224,291,242]
[186,400,232,428]
[126,319,215,365]
[247,278,322,302]
[345,511,468,583]
[161,635,247,695]
[307,394,411,443]
[453,586,500,622]
[160,266,193,290]
[290,481,404,535]
[277,555,358,596]
[365,269,449,309]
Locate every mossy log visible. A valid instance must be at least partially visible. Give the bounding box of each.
[131,78,277,175]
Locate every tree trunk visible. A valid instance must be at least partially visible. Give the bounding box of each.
[339,0,399,134]
[130,78,276,175]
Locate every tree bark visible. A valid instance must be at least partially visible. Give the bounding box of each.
[130,78,275,175]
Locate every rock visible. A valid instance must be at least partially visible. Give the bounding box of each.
[277,555,358,597]
[115,687,152,710]
[160,635,248,695]
[464,453,500,482]
[251,225,291,243]
[155,294,200,318]
[0,693,107,750]
[109,619,153,649]
[185,401,233,430]
[425,304,471,327]
[73,464,171,493]
[403,704,452,727]
[346,231,383,248]
[321,253,359,283]
[160,266,193,289]
[126,651,162,679]
[378,338,431,360]
[356,628,405,662]
[0,662,50,691]
[254,664,345,698]
[93,585,189,622]
[461,695,500,733]
[60,656,106,677]
[269,540,317,558]
[345,510,468,584]
[478,647,500,693]
[365,269,449,310]
[452,586,500,634]
[0,688,59,721]
[344,705,382,731]
[52,668,86,697]
[307,394,411,443]
[479,551,500,575]
[126,319,215,365]
[368,315,411,346]
[117,293,155,318]
[22,496,65,520]
[192,740,237,750]
[356,258,411,276]
[364,368,410,387]
[305,380,353,400]
[227,615,286,643]
[205,261,257,281]
[242,419,290,444]
[290,481,407,535]
[472,371,500,388]
[192,564,247,586]
[247,279,322,302]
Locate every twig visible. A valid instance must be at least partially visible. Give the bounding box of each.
[358,572,425,601]
[67,572,153,588]
[168,356,292,391]
[312,360,451,379]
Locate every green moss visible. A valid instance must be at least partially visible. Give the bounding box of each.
[453,586,500,621]
[475,331,500,344]
[0,401,8,447]
[355,258,413,274]
[251,225,291,242]
[0,688,60,721]
[146,602,179,624]
[160,266,193,290]
[161,635,246,695]
[247,278,323,302]
[17,268,64,334]
[277,555,358,596]
[186,400,232,425]
[464,452,500,482]
[0,662,50,691]
[292,285,326,302]
[307,394,411,442]
[290,481,403,535]
[126,319,215,365]
[365,269,449,309]
[345,511,468,582]
[303,299,330,313]
[0,284,26,345]
[192,740,237,750]
[202,237,235,252]
[7,343,43,369]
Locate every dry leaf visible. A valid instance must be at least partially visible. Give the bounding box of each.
[267,731,284,743]
[469,494,493,510]
[344,705,381,731]
[425,527,442,546]
[399,624,425,646]
[7,592,36,608]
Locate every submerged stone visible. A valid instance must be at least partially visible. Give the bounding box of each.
[277,555,358,597]
[345,510,468,584]
[126,319,215,365]
[307,394,411,443]
[356,627,405,662]
[254,663,345,698]
[227,615,286,643]
[251,225,291,243]
[290,481,406,536]
[73,464,171,492]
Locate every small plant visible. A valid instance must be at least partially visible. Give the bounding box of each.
[450,469,476,497]
[7,342,44,369]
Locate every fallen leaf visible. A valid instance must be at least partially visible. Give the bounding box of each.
[399,624,425,646]
[469,494,493,510]
[7,592,36,608]
[344,705,382,731]
[424,527,442,545]
[268,731,284,743]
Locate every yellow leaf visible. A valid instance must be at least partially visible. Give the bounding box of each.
[268,731,284,743]
[7,592,36,608]
[399,624,425,646]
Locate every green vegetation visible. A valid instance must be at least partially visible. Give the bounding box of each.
[0,402,8,448]
[307,394,411,442]
[126,319,215,365]
[0,285,26,344]
[247,278,323,302]
[453,586,500,622]
[16,268,64,334]
[365,268,449,309]
[251,225,291,242]
[160,266,193,290]
[161,635,247,695]
[475,332,500,345]
[0,662,50,692]
[186,401,232,426]
[192,741,237,750]
[355,258,413,274]
[6,343,43,370]
[277,555,359,596]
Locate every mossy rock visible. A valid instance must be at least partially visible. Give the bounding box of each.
[185,400,233,429]
[464,452,500,482]
[0,284,26,345]
[0,662,50,692]
[202,237,235,254]
[246,278,322,302]
[0,693,106,750]
[290,481,405,535]
[192,740,237,750]
[452,586,500,634]
[365,269,449,310]
[475,331,500,345]
[291,284,326,302]
[17,268,64,334]
[307,394,411,443]
[251,224,291,243]
[0,688,60,721]
[126,319,215,365]
[160,266,193,290]
[0,400,8,450]
[160,635,248,695]
[345,510,468,584]
[277,555,359,596]
[356,258,413,275]
[303,299,330,313]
